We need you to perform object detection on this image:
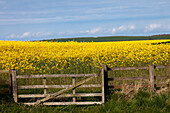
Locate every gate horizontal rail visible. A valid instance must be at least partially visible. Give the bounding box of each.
[16,73,98,78]
[12,71,104,105]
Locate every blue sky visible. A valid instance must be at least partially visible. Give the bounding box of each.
[0,0,170,41]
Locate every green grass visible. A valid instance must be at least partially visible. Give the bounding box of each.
[41,35,170,42]
[0,91,169,113]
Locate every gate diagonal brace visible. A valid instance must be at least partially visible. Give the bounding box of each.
[35,75,98,105]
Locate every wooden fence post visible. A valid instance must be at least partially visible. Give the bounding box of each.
[72,77,76,102]
[102,65,108,103]
[149,65,155,91]
[9,70,12,95]
[43,75,47,96]
[12,70,18,102]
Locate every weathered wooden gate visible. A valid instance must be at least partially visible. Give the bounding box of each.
[12,70,107,105]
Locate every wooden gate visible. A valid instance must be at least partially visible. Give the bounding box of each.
[12,71,106,105]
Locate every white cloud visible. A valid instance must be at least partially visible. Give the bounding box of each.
[129,25,135,30]
[111,25,135,34]
[145,24,161,32]
[78,25,135,35]
[85,27,102,34]
[118,26,126,31]
[6,32,53,39]
[22,32,30,37]
[112,28,116,33]
[5,25,137,40]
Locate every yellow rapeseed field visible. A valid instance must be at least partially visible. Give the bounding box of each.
[0,40,169,74]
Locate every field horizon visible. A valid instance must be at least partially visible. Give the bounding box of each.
[40,34,170,42]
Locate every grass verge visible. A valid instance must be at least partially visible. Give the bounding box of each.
[0,91,169,113]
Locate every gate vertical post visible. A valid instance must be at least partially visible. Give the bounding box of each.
[9,70,12,95]
[12,70,18,102]
[43,75,47,96]
[72,77,76,102]
[149,65,155,91]
[102,65,108,103]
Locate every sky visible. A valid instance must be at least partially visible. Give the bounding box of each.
[0,0,170,41]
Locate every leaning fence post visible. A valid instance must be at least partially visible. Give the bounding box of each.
[102,65,108,103]
[12,70,18,102]
[149,65,155,91]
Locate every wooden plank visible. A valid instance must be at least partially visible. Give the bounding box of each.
[155,76,169,79]
[110,66,149,71]
[108,85,149,89]
[0,70,9,74]
[43,75,47,96]
[149,65,155,91]
[108,84,169,89]
[110,65,166,70]
[18,84,101,89]
[23,102,103,106]
[108,77,149,81]
[72,77,76,102]
[16,74,98,78]
[59,93,102,97]
[18,93,103,98]
[77,84,101,88]
[155,65,166,69]
[9,70,12,94]
[108,76,168,81]
[44,102,103,105]
[35,75,97,105]
[12,70,17,102]
[102,65,108,104]
[0,79,9,85]
[101,68,105,103]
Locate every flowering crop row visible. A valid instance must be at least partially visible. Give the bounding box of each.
[0,40,169,74]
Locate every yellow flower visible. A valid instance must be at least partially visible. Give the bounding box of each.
[0,39,169,74]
